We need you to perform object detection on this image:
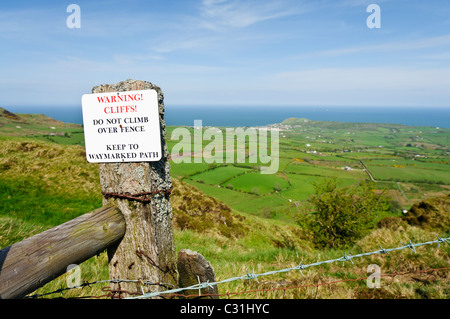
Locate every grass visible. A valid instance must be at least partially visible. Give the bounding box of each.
[0,111,84,145]
[1,113,449,299]
[0,177,101,226]
[0,137,102,227]
[169,162,213,179]
[185,179,255,204]
[191,165,251,185]
[285,162,367,179]
[0,216,46,248]
[225,172,290,194]
[366,161,450,184]
[281,174,330,201]
[27,222,450,299]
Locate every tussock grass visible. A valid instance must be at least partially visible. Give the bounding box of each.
[0,216,46,248]
[27,217,450,299]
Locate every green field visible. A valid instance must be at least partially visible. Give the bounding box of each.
[169,118,450,214]
[191,165,251,185]
[365,159,450,184]
[225,172,290,194]
[285,161,367,179]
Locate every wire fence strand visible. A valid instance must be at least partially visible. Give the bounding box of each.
[26,235,449,299]
[126,235,449,299]
[162,267,450,299]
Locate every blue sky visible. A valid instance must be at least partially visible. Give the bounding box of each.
[1,0,450,109]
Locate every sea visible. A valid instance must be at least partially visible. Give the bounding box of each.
[6,105,450,129]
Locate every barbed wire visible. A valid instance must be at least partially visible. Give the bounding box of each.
[126,235,450,299]
[101,186,173,203]
[26,235,449,299]
[26,278,176,299]
[162,266,450,299]
[28,266,450,299]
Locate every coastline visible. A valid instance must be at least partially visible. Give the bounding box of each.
[5,105,450,129]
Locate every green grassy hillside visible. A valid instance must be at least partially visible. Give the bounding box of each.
[1,109,449,299]
[0,107,84,145]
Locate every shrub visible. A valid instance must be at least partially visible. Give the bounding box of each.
[297,179,391,248]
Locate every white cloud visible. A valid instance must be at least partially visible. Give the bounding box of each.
[335,0,391,7]
[148,0,312,55]
[419,52,450,60]
[199,0,308,29]
[275,67,450,91]
[264,66,450,106]
[291,34,450,59]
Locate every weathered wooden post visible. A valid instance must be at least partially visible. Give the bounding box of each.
[86,79,177,297]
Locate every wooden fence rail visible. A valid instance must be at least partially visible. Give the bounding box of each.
[0,205,125,299]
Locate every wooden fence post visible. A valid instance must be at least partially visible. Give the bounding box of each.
[92,79,177,297]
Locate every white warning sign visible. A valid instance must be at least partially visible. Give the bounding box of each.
[81,89,161,163]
